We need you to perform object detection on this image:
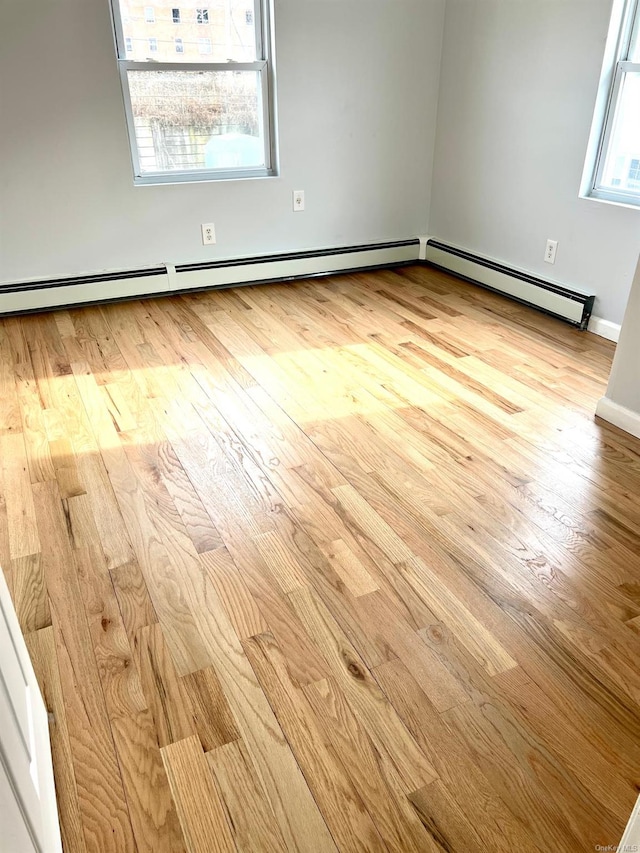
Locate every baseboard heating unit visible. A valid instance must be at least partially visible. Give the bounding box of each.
[424,239,595,329]
[0,240,419,316]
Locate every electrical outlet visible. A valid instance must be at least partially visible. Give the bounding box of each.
[544,238,558,264]
[201,223,216,245]
[293,190,305,212]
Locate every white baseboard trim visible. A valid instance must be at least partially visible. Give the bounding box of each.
[619,794,640,851]
[595,396,640,439]
[0,240,420,315]
[587,315,621,342]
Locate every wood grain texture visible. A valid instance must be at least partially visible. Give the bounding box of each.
[5,265,638,851]
[11,553,50,632]
[161,735,235,853]
[32,480,135,852]
[25,626,87,853]
[206,739,287,853]
[180,665,240,751]
[244,631,386,852]
[111,710,186,853]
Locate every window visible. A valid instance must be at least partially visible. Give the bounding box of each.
[583,0,640,207]
[196,8,209,24]
[125,36,133,52]
[172,7,180,23]
[245,10,253,25]
[144,6,155,23]
[110,0,275,184]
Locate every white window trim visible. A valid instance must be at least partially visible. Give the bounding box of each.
[144,5,155,23]
[109,0,277,185]
[581,0,640,209]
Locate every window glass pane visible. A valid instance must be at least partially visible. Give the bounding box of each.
[117,0,257,62]
[599,72,640,193]
[127,70,265,173]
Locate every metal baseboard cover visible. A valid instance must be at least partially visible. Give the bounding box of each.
[0,239,420,316]
[424,239,595,329]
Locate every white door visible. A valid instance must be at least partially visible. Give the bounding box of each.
[0,569,61,853]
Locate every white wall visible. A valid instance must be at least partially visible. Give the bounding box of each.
[0,0,445,284]
[600,254,640,414]
[429,0,640,326]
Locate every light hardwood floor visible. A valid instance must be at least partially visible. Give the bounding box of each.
[2,265,639,852]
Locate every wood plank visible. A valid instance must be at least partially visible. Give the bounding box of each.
[303,677,441,853]
[26,626,87,853]
[163,549,338,851]
[356,589,469,713]
[321,538,379,597]
[32,480,136,852]
[199,547,269,640]
[180,666,240,751]
[5,317,57,484]
[71,361,212,676]
[254,530,309,594]
[111,710,187,853]
[65,494,147,719]
[11,553,50,633]
[134,622,197,747]
[1,432,40,558]
[288,585,437,793]
[49,437,85,499]
[161,735,236,853]
[110,560,159,643]
[206,739,287,853]
[373,658,542,853]
[0,325,21,434]
[244,631,386,852]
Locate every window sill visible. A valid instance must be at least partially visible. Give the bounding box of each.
[579,190,640,212]
[133,168,278,187]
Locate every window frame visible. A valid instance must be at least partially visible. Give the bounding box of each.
[172,7,180,23]
[582,0,640,208]
[196,8,209,24]
[143,5,155,23]
[109,0,277,185]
